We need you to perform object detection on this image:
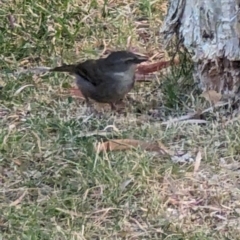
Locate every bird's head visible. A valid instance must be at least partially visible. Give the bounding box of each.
[101,50,147,82]
[103,50,148,76]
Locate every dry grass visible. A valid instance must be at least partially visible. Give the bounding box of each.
[1,0,240,239]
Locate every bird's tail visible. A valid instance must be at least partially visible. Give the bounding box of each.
[49,64,76,73]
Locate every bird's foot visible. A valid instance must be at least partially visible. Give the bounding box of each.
[109,102,126,114]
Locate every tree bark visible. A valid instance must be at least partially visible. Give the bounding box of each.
[160,0,240,95]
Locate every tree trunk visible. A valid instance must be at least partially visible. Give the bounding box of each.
[160,0,240,95]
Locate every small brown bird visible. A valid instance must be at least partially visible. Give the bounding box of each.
[49,51,148,109]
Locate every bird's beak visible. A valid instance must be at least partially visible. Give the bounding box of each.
[133,53,148,64]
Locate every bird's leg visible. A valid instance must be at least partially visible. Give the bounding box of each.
[84,97,91,107]
[110,102,117,111]
[83,97,95,114]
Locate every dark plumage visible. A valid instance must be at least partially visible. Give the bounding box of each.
[49,51,148,109]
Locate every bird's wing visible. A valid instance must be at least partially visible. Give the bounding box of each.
[75,59,107,87]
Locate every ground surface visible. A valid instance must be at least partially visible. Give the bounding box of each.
[1,0,240,239]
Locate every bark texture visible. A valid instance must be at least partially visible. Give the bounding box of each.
[160,0,240,95]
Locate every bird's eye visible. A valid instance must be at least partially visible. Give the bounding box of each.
[124,58,135,63]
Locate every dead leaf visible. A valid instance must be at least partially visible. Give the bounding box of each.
[9,124,16,131]
[56,208,82,217]
[171,152,194,163]
[137,58,179,74]
[78,125,120,138]
[95,139,172,155]
[160,2,168,14]
[126,36,132,49]
[10,190,27,206]
[13,159,22,166]
[161,111,203,125]
[194,151,202,173]
[201,101,229,114]
[174,119,207,125]
[135,73,156,82]
[224,116,240,125]
[7,14,15,29]
[201,90,222,105]
[120,178,134,191]
[70,87,84,98]
[14,84,34,95]
[14,67,51,75]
